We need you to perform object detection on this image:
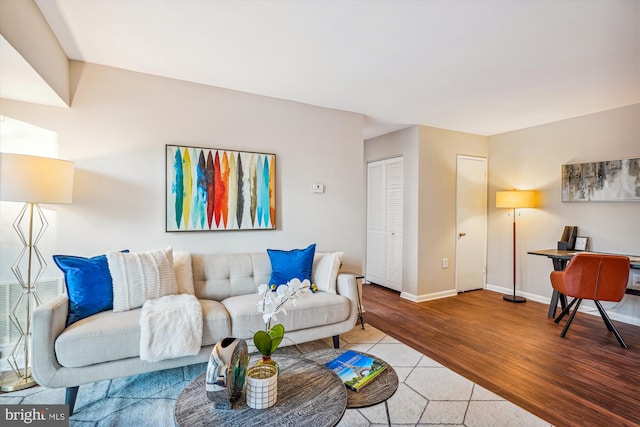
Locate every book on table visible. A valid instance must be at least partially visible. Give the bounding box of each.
[325,350,387,391]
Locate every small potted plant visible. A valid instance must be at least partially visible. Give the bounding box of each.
[253,279,310,371]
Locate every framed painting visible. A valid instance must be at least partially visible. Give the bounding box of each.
[166,144,275,231]
[561,158,640,202]
[574,236,589,252]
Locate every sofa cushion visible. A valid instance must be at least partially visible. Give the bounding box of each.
[192,253,271,300]
[56,308,142,368]
[222,291,350,340]
[53,251,128,327]
[107,247,178,312]
[312,252,344,294]
[55,299,231,367]
[267,244,316,288]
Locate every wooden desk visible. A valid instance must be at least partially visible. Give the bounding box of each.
[528,249,640,318]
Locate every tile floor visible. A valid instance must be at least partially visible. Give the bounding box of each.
[0,325,552,426]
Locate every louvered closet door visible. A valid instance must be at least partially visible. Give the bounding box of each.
[366,157,403,292]
[366,162,385,285]
[384,158,403,291]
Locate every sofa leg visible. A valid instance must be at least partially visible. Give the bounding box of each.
[332,335,340,349]
[66,386,79,414]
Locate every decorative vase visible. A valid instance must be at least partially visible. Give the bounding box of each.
[206,338,248,408]
[245,364,278,409]
[256,355,279,375]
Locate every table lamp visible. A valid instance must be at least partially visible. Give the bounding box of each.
[0,153,74,391]
[496,190,537,303]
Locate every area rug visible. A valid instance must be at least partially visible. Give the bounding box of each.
[0,325,551,426]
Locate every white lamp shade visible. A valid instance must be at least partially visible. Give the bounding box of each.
[0,153,74,204]
[496,190,537,209]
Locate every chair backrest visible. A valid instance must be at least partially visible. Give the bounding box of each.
[554,253,630,302]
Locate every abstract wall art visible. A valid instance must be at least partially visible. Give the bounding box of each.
[166,145,275,231]
[561,157,640,202]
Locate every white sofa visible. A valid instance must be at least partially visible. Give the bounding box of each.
[31,251,359,413]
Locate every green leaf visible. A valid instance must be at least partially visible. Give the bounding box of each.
[253,330,273,356]
[268,324,285,354]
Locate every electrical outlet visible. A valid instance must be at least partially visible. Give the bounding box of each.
[312,183,324,194]
[442,258,448,269]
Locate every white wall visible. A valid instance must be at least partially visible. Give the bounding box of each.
[417,126,488,298]
[0,61,365,283]
[487,104,640,324]
[364,125,488,301]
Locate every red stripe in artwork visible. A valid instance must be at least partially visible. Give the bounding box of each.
[206,151,214,229]
[214,151,223,228]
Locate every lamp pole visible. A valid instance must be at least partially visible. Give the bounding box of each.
[504,208,526,303]
[496,190,536,304]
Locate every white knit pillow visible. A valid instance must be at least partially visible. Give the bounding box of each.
[312,252,344,294]
[107,247,179,312]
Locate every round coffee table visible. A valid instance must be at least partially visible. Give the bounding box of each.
[174,355,347,427]
[305,348,399,408]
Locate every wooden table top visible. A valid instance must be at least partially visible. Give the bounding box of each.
[174,355,347,427]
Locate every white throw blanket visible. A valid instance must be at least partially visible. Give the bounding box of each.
[140,294,203,362]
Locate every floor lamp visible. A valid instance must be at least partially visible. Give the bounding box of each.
[496,190,537,303]
[0,153,74,391]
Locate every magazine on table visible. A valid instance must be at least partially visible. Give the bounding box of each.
[325,350,387,391]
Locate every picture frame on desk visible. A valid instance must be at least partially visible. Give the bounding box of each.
[574,236,589,251]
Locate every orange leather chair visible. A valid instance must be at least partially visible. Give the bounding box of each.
[550,253,630,348]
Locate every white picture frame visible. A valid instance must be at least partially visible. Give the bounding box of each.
[574,236,588,251]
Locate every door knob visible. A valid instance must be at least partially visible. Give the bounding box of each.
[458,232,466,238]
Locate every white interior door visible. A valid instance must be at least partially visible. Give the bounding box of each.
[455,155,487,292]
[366,162,385,285]
[383,158,403,291]
[366,157,403,292]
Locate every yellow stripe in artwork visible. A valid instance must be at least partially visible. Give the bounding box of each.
[269,156,275,228]
[182,148,192,229]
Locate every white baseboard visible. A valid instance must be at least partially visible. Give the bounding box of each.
[401,289,458,303]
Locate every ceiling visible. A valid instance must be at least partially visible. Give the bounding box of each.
[4,0,640,139]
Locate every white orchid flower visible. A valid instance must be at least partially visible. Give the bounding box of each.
[276,284,290,298]
[256,278,310,333]
[288,278,301,290]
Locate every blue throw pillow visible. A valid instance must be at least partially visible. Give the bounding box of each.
[267,244,316,288]
[53,251,128,327]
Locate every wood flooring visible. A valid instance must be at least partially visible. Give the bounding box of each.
[361,284,640,427]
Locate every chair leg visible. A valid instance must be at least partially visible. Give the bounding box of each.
[554,297,579,324]
[594,301,627,349]
[560,298,582,338]
[594,301,613,332]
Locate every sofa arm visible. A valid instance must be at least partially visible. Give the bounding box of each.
[31,294,68,387]
[336,273,360,322]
